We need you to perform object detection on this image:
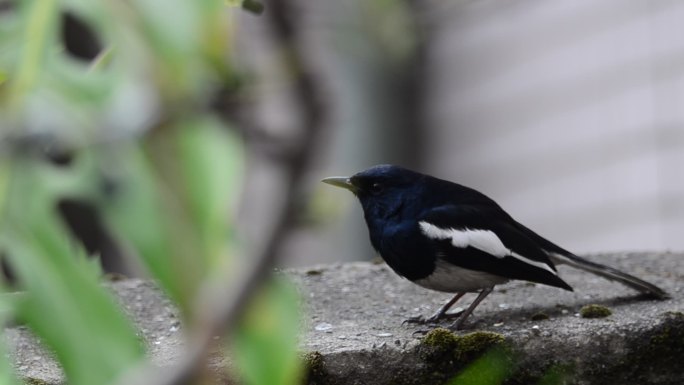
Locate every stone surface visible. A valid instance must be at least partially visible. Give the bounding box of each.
[5,252,684,384]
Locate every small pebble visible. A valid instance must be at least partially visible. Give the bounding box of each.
[315,323,333,332]
[376,332,393,337]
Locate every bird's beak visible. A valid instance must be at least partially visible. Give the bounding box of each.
[321,176,358,193]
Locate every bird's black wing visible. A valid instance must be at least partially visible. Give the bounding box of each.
[418,205,573,290]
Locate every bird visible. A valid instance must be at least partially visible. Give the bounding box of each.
[322,164,668,330]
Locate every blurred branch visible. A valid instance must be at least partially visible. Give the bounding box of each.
[124,0,327,382]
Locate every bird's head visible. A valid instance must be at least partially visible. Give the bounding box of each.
[322,164,425,221]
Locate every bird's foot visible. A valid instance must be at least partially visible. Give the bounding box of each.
[411,328,432,337]
[411,319,467,337]
[446,318,467,331]
[402,310,464,326]
[410,318,469,337]
[401,311,463,325]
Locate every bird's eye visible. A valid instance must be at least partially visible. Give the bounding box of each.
[369,182,384,195]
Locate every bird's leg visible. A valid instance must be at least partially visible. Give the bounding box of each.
[447,287,494,331]
[404,292,466,325]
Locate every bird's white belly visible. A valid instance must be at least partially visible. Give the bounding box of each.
[414,260,508,292]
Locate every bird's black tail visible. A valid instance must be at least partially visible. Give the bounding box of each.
[549,253,668,299]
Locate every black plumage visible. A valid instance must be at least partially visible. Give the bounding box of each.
[323,164,667,330]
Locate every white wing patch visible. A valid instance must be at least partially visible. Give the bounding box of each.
[418,221,557,275]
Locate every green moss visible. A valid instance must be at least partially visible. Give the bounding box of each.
[531,312,550,321]
[24,378,50,385]
[455,331,506,361]
[662,311,684,318]
[422,328,459,349]
[416,329,509,384]
[421,328,506,361]
[579,304,612,319]
[302,351,325,379]
[648,312,683,347]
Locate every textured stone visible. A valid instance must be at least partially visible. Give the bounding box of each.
[6,252,684,384]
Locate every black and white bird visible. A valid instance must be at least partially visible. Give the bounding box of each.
[322,164,667,330]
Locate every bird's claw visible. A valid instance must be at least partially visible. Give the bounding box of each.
[402,315,435,325]
[403,310,464,326]
[411,328,432,337]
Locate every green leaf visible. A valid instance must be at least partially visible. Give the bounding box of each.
[0,160,144,385]
[233,277,303,385]
[175,118,243,267]
[0,330,20,385]
[448,347,514,385]
[101,120,243,316]
[100,144,190,307]
[0,282,21,385]
[128,0,230,100]
[10,0,60,101]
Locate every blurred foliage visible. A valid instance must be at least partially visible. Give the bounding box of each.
[448,347,514,385]
[102,119,243,313]
[233,277,303,385]
[446,346,573,385]
[0,1,298,385]
[0,159,144,385]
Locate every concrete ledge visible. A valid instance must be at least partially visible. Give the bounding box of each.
[7,252,684,384]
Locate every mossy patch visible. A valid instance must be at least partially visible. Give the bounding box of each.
[455,331,506,361]
[302,351,324,372]
[422,328,459,350]
[24,379,50,385]
[579,304,612,319]
[416,329,509,384]
[662,311,684,318]
[421,328,506,361]
[649,312,684,347]
[302,351,326,383]
[531,312,550,321]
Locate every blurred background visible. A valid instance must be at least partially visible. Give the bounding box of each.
[234,0,684,267]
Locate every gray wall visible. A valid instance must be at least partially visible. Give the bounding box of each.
[236,0,684,266]
[425,0,684,253]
